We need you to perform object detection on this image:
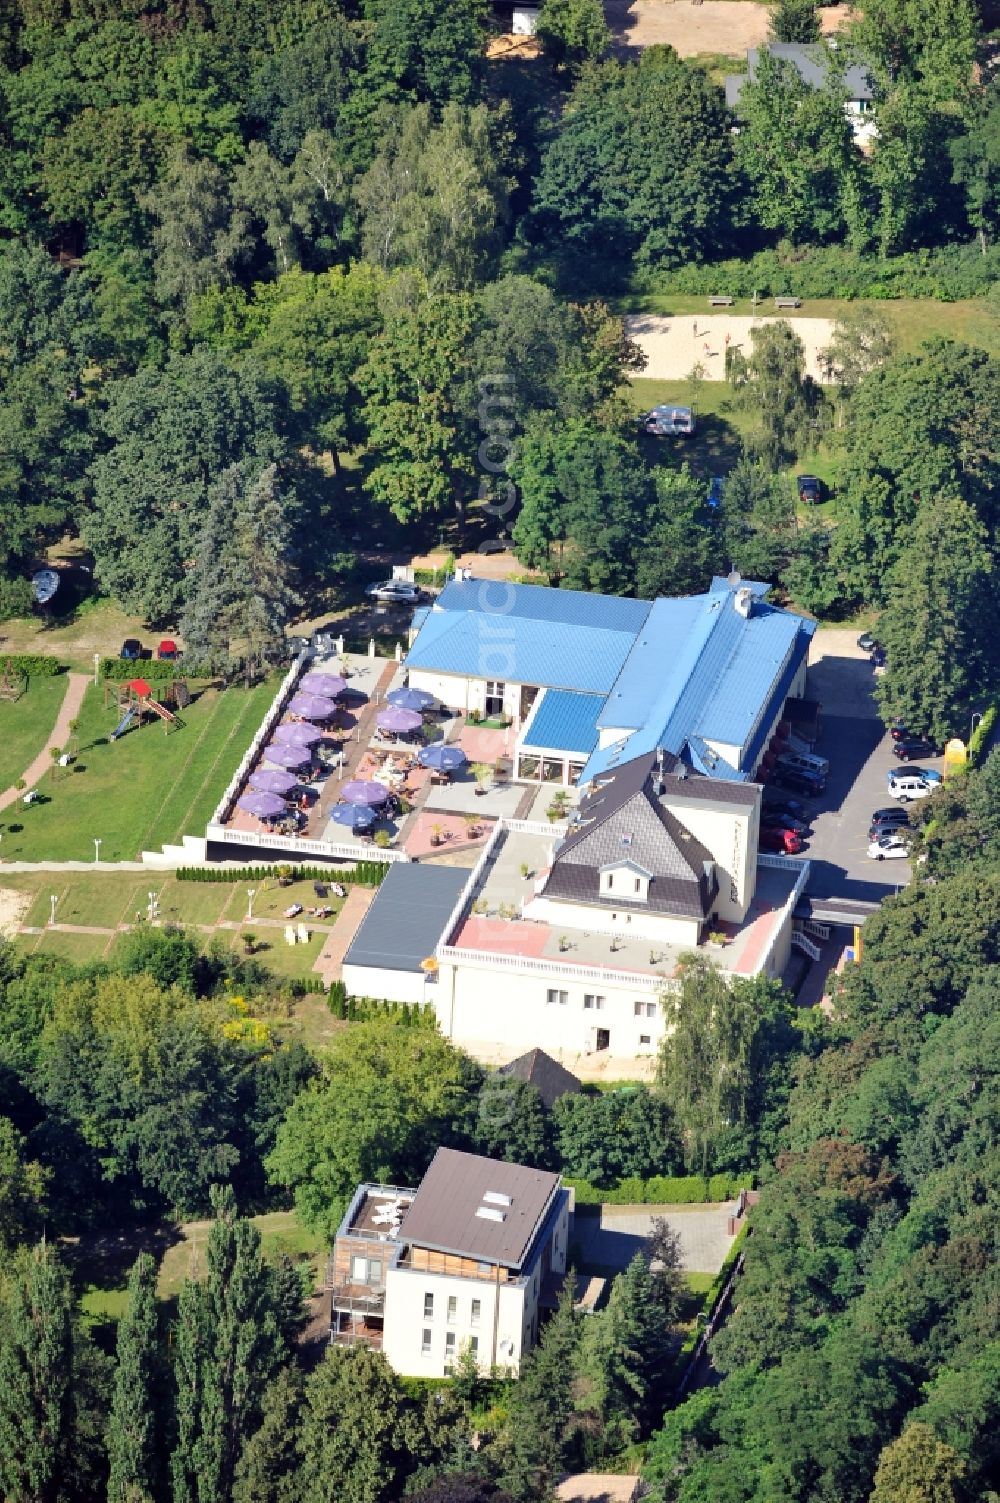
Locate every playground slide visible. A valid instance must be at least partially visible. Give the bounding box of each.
[110,705,136,742]
[146,698,180,725]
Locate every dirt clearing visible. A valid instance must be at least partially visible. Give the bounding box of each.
[626,312,839,383]
[604,0,855,58]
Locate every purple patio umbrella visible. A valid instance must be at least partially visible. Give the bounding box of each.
[387,686,434,712]
[340,779,390,807]
[377,706,422,735]
[287,692,338,720]
[248,768,299,796]
[272,721,323,747]
[263,742,311,771]
[329,802,377,832]
[237,791,287,819]
[299,672,347,697]
[417,744,468,773]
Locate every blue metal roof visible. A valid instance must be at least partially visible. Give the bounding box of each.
[520,689,603,756]
[406,584,647,694]
[433,579,650,634]
[597,596,705,730]
[697,611,808,748]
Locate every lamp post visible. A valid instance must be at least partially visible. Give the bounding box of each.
[147,890,159,922]
[49,894,57,927]
[94,838,102,864]
[246,888,257,921]
[970,711,983,744]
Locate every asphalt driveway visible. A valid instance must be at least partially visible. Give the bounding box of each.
[797,630,943,900]
[573,1203,738,1276]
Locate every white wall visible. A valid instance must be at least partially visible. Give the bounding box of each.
[342,964,433,1006]
[660,798,756,921]
[407,669,470,712]
[524,894,700,946]
[434,958,666,1060]
[383,1266,527,1377]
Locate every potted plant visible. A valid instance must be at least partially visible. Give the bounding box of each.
[558,934,571,952]
[430,822,444,847]
[707,930,728,949]
[242,932,257,956]
[462,813,480,839]
[473,898,488,916]
[373,829,392,849]
[519,861,532,880]
[468,708,483,725]
[276,864,294,888]
[472,763,492,796]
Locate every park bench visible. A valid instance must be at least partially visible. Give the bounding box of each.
[774,295,802,309]
[708,295,734,306]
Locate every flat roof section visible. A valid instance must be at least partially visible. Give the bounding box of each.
[343,863,468,973]
[398,1147,561,1270]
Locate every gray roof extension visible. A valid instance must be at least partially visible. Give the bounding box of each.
[726,43,874,110]
[544,753,718,920]
[398,1148,562,1270]
[343,863,467,973]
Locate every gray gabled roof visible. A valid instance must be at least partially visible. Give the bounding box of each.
[726,43,874,110]
[543,753,716,919]
[398,1148,562,1270]
[499,1049,582,1109]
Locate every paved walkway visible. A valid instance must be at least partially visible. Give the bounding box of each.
[575,1203,738,1276]
[312,886,376,986]
[0,671,90,812]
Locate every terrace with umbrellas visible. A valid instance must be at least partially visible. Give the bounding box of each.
[217,650,533,863]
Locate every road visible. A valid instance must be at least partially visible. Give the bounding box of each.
[797,629,943,901]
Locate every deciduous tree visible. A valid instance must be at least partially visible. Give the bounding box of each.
[106,1253,159,1503]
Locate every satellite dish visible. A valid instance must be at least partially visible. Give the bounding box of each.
[31,569,60,605]
[725,569,741,589]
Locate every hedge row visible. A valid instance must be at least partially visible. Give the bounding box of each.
[3,655,63,677]
[101,657,186,682]
[673,1222,750,1376]
[969,707,997,766]
[563,1172,753,1206]
[646,239,1000,303]
[328,984,432,1025]
[176,861,389,885]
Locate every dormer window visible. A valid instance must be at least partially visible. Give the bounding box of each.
[600,860,652,903]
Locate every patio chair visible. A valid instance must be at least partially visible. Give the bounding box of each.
[284,925,297,946]
[296,923,310,943]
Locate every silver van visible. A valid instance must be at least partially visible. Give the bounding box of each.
[776,748,830,778]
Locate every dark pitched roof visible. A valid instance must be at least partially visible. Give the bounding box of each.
[544,754,717,919]
[726,43,874,109]
[343,863,467,973]
[398,1148,562,1270]
[499,1049,582,1109]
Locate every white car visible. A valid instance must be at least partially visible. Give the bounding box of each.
[887,774,934,802]
[365,580,421,603]
[868,833,910,860]
[886,766,941,786]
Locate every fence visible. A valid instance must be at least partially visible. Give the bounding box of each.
[205,823,411,865]
[210,649,309,827]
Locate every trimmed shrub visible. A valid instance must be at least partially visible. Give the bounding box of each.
[101,657,180,681]
[562,1172,752,1206]
[969,707,996,766]
[4,655,63,677]
[176,861,389,886]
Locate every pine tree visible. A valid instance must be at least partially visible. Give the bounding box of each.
[578,1254,669,1449]
[0,1244,74,1503]
[107,1254,159,1503]
[502,1283,581,1501]
[232,1369,304,1503]
[171,1186,287,1503]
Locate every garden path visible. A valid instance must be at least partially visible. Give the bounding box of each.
[0,672,90,813]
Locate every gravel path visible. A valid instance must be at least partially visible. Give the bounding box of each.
[0,672,89,812]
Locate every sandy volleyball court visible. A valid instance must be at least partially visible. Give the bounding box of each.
[626,313,839,384]
[603,0,855,56]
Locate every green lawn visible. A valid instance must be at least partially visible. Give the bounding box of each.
[15,929,113,963]
[622,294,1000,358]
[0,672,73,791]
[632,377,756,477]
[157,1210,326,1301]
[0,677,276,861]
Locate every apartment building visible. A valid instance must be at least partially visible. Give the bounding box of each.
[329,1148,571,1378]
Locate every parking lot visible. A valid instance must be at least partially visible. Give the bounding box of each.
[794,629,943,901]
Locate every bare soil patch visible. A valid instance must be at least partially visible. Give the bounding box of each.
[603,0,854,58]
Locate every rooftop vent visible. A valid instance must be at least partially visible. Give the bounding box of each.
[483,1190,512,1207]
[621,833,633,846]
[476,1206,506,1223]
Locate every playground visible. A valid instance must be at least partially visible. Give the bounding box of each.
[0,673,276,862]
[105,676,186,742]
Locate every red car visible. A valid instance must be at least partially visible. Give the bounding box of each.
[759,824,803,855]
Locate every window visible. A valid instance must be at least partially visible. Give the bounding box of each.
[546,988,568,1006]
[421,1328,432,1355]
[447,1295,457,1325]
[469,1336,479,1357]
[485,681,505,717]
[634,1000,656,1018]
[471,1299,481,1326]
[639,1034,651,1046]
[445,1332,456,1366]
[634,878,641,893]
[583,994,605,1011]
[350,1255,382,1285]
[423,1292,434,1319]
[605,874,613,890]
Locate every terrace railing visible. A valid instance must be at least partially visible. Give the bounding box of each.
[205,823,410,864]
[210,649,309,828]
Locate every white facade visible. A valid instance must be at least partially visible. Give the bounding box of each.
[341,963,432,1005]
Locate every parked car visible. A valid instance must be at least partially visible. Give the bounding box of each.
[762,791,811,824]
[869,809,911,841]
[776,747,830,778]
[772,766,826,797]
[893,737,939,761]
[640,405,695,437]
[120,638,142,659]
[797,474,824,505]
[761,811,809,836]
[365,580,422,603]
[868,832,910,860]
[889,721,910,741]
[886,766,941,786]
[857,631,878,653]
[759,824,804,855]
[887,773,934,802]
[707,476,724,510]
[157,639,180,660]
[871,646,887,670]
[477,537,512,555]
